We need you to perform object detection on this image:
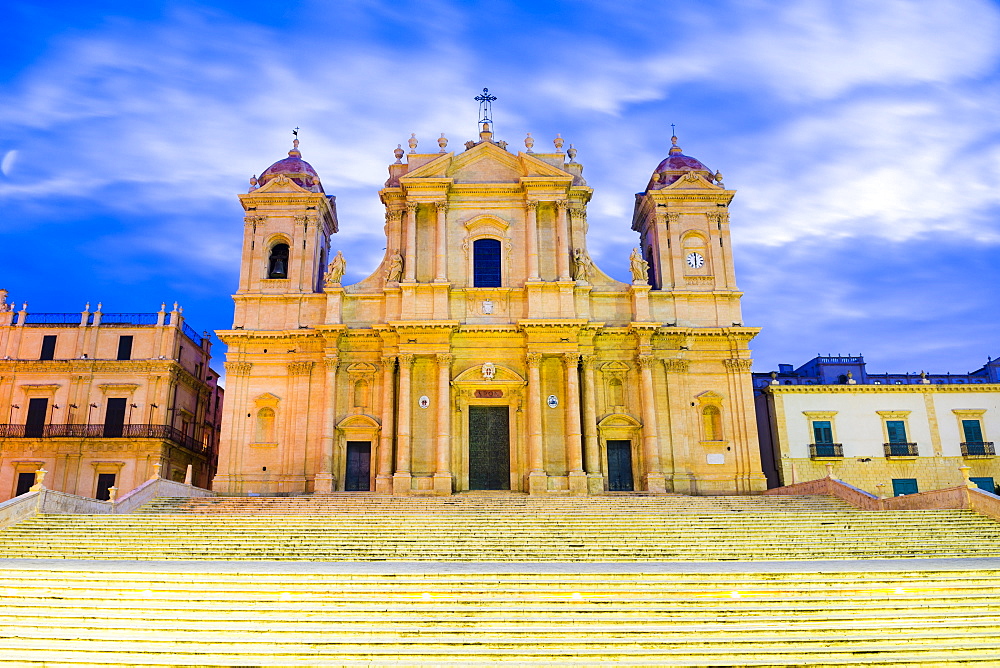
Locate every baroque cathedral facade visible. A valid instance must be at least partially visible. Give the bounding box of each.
[213,123,767,496]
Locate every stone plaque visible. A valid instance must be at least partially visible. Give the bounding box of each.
[706,453,725,465]
[474,389,503,399]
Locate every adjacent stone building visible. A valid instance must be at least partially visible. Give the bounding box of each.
[214,126,767,496]
[755,355,1000,495]
[0,295,222,501]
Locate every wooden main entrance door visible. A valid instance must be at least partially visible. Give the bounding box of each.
[468,406,510,490]
[606,440,634,491]
[344,441,371,491]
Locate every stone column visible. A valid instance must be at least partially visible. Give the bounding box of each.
[434,202,448,283]
[375,355,396,493]
[525,200,540,280]
[526,352,546,494]
[637,354,667,492]
[563,353,587,494]
[581,354,601,491]
[555,200,571,281]
[315,355,339,493]
[393,353,414,495]
[403,203,417,282]
[433,353,453,495]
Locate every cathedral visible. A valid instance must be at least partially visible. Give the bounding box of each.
[213,120,767,496]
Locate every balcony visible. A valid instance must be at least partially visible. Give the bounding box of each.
[0,423,210,455]
[961,441,996,457]
[809,443,843,458]
[883,442,919,458]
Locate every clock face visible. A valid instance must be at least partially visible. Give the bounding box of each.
[686,252,705,269]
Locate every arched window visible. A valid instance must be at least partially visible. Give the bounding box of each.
[256,407,276,442]
[268,243,289,279]
[702,405,723,441]
[473,238,502,287]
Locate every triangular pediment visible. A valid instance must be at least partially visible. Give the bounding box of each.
[402,142,573,186]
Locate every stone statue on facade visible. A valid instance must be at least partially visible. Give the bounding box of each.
[572,248,594,283]
[325,251,346,287]
[385,251,403,283]
[0,289,10,312]
[629,248,650,283]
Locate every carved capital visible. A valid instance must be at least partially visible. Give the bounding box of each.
[525,200,537,212]
[323,356,340,372]
[434,201,449,214]
[244,215,265,226]
[436,353,454,366]
[386,210,402,223]
[662,359,690,373]
[723,358,754,373]
[380,355,397,372]
[580,354,596,370]
[224,361,252,377]
[666,212,681,224]
[525,352,543,368]
[398,353,415,368]
[287,361,315,376]
[635,355,655,371]
[562,353,581,368]
[555,200,569,211]
[405,202,419,213]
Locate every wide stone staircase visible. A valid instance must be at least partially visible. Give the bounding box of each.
[3,493,1000,664]
[2,493,1000,561]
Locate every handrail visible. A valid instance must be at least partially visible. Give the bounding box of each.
[0,423,211,454]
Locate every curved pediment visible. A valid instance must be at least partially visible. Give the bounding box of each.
[453,363,525,385]
[337,414,381,430]
[598,413,642,428]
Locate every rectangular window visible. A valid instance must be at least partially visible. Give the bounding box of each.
[892,478,919,496]
[886,420,908,443]
[15,471,35,496]
[95,473,116,501]
[25,398,48,437]
[472,238,502,288]
[812,420,834,444]
[39,335,56,360]
[962,419,985,443]
[103,398,127,437]
[116,335,133,361]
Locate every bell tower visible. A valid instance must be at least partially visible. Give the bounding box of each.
[631,134,742,328]
[232,137,338,330]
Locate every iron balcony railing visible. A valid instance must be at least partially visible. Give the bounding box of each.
[961,441,996,457]
[809,443,844,458]
[883,442,919,457]
[0,423,210,454]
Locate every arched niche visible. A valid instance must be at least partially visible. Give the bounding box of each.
[252,393,281,445]
[695,390,727,444]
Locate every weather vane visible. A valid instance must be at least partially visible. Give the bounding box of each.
[475,88,497,125]
[293,127,299,139]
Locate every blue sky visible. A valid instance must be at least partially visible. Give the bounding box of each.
[2,0,999,379]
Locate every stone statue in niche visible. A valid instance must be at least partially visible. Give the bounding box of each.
[572,248,594,283]
[385,251,403,283]
[629,247,650,283]
[325,251,346,287]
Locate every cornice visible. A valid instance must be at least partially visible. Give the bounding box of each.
[765,384,1000,395]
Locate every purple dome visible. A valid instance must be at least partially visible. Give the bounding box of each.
[646,137,714,190]
[259,144,323,191]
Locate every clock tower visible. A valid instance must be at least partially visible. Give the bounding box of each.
[631,134,743,329]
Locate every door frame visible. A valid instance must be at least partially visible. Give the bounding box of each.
[597,413,642,492]
[335,414,380,492]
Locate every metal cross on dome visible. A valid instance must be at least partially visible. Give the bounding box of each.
[475,88,497,125]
